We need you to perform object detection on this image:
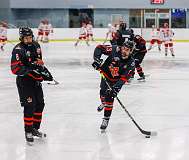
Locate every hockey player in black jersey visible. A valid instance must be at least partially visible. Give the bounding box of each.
[11,27,53,145]
[112,22,134,46]
[92,41,135,131]
[130,35,147,81]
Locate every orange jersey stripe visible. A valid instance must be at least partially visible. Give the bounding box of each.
[24,122,33,125]
[24,117,33,121]
[28,73,43,80]
[12,67,21,74]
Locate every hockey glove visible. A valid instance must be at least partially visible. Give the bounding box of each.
[27,70,43,82]
[30,60,44,71]
[92,59,103,70]
[34,58,44,66]
[39,67,53,81]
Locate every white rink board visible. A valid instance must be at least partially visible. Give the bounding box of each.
[7,28,189,41]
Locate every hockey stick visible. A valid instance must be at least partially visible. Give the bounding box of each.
[100,73,157,137]
[46,79,59,85]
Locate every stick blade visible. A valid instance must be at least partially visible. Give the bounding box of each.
[47,80,60,85]
[150,131,158,136]
[141,130,157,136]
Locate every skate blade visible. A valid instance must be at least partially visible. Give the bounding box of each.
[138,79,146,82]
[34,133,47,139]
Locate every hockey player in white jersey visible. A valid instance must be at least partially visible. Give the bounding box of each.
[161,23,175,57]
[74,22,89,46]
[148,25,162,51]
[43,19,53,43]
[103,23,117,44]
[86,21,95,42]
[36,20,45,42]
[0,21,8,51]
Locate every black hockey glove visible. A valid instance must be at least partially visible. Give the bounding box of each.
[92,59,103,70]
[106,86,120,98]
[39,67,53,81]
[30,59,45,71]
[27,70,43,82]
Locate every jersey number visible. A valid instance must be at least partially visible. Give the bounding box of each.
[106,46,112,52]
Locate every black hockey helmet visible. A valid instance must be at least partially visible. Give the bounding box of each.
[120,40,135,59]
[122,40,135,51]
[19,27,34,41]
[119,22,127,30]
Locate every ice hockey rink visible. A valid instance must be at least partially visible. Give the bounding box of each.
[0,41,189,160]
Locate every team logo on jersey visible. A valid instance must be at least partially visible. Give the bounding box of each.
[109,66,119,77]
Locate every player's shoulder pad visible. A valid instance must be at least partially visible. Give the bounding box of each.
[13,43,24,52]
[14,43,21,50]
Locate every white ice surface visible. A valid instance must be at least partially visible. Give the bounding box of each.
[0,41,189,160]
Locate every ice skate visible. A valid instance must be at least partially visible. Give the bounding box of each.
[97,104,104,112]
[32,128,47,138]
[100,118,109,132]
[137,75,145,82]
[25,132,34,146]
[172,53,175,57]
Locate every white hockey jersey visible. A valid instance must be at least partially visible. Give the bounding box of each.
[107,25,116,40]
[86,24,93,34]
[161,28,174,42]
[38,22,45,31]
[79,27,88,36]
[151,29,161,40]
[43,24,53,33]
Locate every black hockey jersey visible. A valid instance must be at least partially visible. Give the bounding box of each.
[115,28,134,46]
[93,44,135,89]
[11,41,44,81]
[133,35,147,54]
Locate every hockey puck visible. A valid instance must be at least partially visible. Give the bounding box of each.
[145,136,150,138]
